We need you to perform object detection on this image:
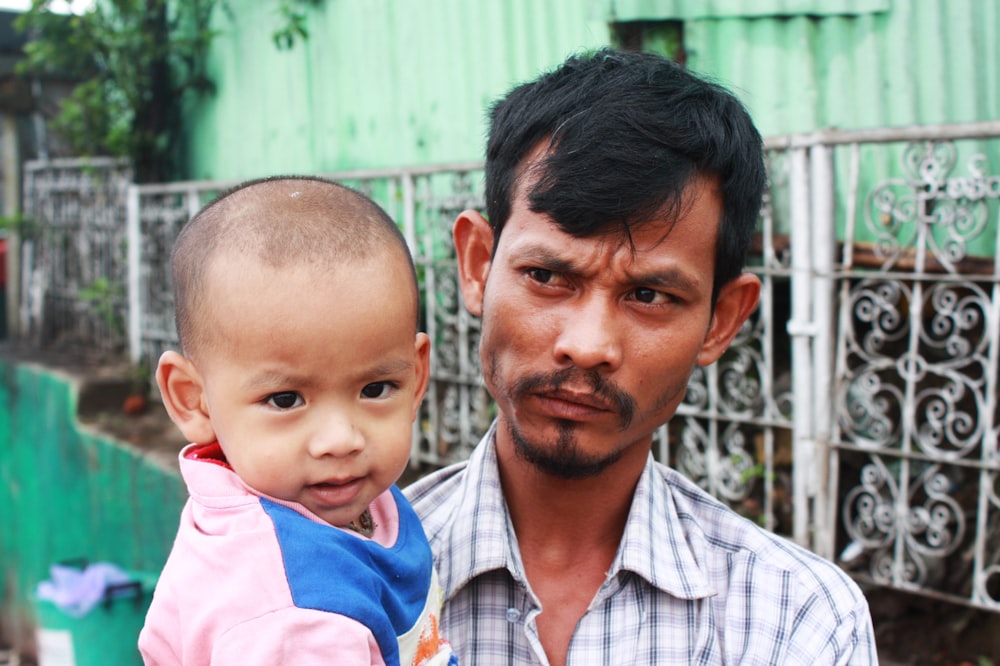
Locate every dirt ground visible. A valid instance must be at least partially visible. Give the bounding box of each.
[869,586,1000,665]
[10,345,1000,664]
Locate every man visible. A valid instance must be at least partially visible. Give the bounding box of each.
[406,49,878,665]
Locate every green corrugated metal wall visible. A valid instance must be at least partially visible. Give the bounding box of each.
[679,0,998,137]
[670,0,1000,252]
[184,0,608,180]
[183,0,1000,182]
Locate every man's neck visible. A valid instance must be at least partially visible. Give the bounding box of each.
[504,466,631,547]
[493,426,649,556]
[493,427,649,666]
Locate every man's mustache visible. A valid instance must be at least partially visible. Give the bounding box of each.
[510,367,636,430]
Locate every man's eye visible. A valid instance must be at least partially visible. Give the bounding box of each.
[268,392,303,409]
[633,287,667,304]
[361,382,393,399]
[528,268,555,284]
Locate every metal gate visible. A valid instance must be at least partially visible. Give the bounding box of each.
[769,121,1000,611]
[19,158,133,356]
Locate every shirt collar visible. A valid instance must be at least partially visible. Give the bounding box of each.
[435,422,526,601]
[610,455,715,598]
[437,421,714,602]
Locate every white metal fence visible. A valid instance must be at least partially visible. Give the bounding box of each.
[20,158,133,355]
[15,120,1000,611]
[788,123,1000,610]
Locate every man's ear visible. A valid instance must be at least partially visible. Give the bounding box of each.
[410,332,431,421]
[452,209,494,317]
[156,350,217,444]
[696,273,761,367]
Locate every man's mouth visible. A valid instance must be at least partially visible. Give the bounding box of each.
[543,388,614,411]
[531,388,615,422]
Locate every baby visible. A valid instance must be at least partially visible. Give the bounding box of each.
[138,176,456,665]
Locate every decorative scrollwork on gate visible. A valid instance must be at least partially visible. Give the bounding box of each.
[843,459,966,589]
[674,417,761,506]
[839,276,991,458]
[865,142,994,272]
[840,369,903,449]
[837,136,1000,609]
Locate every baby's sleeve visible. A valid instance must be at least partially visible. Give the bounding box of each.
[212,606,387,665]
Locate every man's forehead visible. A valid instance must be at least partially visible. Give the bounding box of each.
[502,204,678,252]
[500,216,681,271]
[510,159,718,232]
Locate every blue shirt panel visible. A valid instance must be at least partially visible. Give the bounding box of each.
[260,485,433,666]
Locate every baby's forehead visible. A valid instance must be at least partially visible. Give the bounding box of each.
[189,246,416,352]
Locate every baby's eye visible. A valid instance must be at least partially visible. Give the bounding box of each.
[267,392,303,409]
[360,382,394,399]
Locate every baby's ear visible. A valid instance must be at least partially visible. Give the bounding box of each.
[410,332,431,420]
[156,351,216,444]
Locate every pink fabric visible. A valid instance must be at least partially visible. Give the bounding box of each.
[139,444,399,665]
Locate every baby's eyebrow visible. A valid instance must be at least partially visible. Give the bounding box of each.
[239,357,416,393]
[366,358,414,376]
[242,370,314,392]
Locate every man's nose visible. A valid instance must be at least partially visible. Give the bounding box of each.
[308,410,365,458]
[552,294,624,371]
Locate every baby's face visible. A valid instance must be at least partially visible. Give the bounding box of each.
[192,252,427,528]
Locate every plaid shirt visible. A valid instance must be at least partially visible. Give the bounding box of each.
[405,422,878,665]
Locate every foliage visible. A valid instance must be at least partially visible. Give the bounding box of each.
[79,276,125,335]
[272,0,323,50]
[0,213,40,236]
[14,0,326,182]
[15,0,219,183]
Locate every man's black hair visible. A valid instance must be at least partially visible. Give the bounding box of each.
[484,48,766,303]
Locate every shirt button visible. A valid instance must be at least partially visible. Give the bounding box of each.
[506,607,521,622]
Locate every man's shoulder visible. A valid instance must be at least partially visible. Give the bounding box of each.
[403,461,470,515]
[653,461,863,595]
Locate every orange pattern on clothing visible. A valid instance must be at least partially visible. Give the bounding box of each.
[414,613,444,664]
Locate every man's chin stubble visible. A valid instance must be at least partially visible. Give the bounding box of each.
[507,419,624,480]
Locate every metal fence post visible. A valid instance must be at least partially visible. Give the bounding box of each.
[788,146,816,548]
[809,144,836,559]
[126,184,141,364]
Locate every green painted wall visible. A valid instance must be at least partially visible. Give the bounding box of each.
[669,0,1000,253]
[181,0,1000,183]
[183,0,609,180]
[675,0,997,138]
[0,359,186,653]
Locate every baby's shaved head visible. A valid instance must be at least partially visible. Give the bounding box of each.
[171,176,417,358]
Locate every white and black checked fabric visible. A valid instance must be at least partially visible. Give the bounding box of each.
[405,422,879,665]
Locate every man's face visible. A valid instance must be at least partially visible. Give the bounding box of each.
[465,174,754,479]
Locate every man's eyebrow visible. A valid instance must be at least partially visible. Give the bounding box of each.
[627,268,700,293]
[517,242,703,292]
[515,245,579,273]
